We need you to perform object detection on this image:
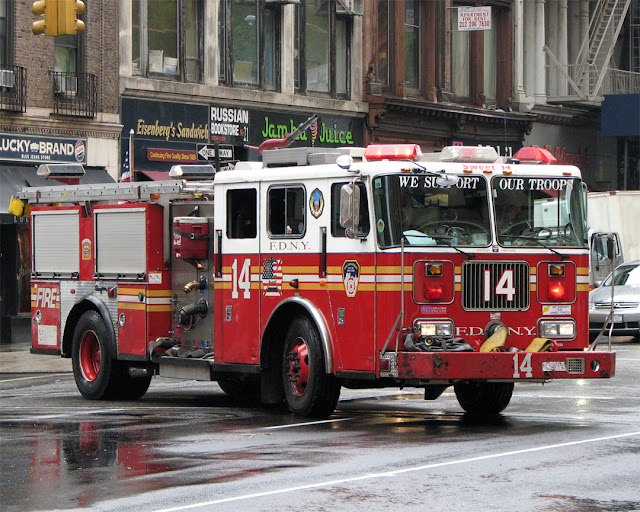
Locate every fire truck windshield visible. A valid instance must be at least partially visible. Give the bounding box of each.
[372,174,491,248]
[492,176,588,248]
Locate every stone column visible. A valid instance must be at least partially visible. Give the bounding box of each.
[534,0,547,104]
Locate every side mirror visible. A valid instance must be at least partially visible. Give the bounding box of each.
[340,182,360,238]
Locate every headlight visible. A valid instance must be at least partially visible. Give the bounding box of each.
[539,320,576,339]
[417,320,453,338]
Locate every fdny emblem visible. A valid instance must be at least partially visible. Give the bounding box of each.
[309,188,324,219]
[342,261,360,297]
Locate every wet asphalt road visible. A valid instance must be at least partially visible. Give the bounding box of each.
[1,343,639,512]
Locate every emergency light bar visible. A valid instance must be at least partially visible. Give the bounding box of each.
[169,164,216,180]
[513,146,557,164]
[36,163,85,179]
[438,146,498,163]
[36,163,85,185]
[364,144,423,161]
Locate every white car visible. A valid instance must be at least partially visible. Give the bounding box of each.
[589,260,640,340]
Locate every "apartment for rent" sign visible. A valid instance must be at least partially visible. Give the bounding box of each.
[458,7,491,31]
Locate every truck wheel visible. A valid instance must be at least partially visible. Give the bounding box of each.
[282,316,340,418]
[453,381,514,415]
[217,375,261,402]
[71,311,118,400]
[111,367,152,401]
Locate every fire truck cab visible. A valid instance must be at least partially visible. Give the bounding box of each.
[19,144,615,418]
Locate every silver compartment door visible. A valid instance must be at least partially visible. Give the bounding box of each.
[95,208,146,276]
[32,210,80,275]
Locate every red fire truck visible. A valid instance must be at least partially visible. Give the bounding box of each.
[17,143,615,418]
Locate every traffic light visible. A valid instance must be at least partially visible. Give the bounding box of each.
[58,0,84,35]
[32,0,59,36]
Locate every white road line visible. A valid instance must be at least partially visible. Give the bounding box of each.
[0,373,70,383]
[263,417,357,429]
[153,430,640,512]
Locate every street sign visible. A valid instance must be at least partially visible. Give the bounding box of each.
[197,144,234,161]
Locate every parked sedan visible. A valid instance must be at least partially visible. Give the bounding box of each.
[589,260,640,340]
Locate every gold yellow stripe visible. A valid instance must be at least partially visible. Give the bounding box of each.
[118,287,145,295]
[148,305,172,312]
[577,267,589,275]
[119,303,146,311]
[577,284,590,291]
[147,289,171,297]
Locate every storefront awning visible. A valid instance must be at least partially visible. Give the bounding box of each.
[1,165,114,220]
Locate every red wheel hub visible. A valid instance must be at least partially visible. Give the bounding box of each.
[79,331,101,381]
[287,337,309,396]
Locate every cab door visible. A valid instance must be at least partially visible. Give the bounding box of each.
[326,181,376,373]
[216,185,261,364]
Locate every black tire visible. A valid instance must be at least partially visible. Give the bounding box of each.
[110,366,152,400]
[282,316,340,418]
[453,381,514,415]
[71,311,119,400]
[217,375,261,402]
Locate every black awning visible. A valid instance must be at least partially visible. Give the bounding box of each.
[1,165,114,218]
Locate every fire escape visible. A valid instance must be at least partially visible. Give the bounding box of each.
[546,0,640,104]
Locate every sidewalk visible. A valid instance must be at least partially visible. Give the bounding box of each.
[0,342,72,373]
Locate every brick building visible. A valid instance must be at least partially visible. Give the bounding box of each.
[0,0,121,342]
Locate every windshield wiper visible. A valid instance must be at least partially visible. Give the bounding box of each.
[402,232,474,259]
[500,235,567,260]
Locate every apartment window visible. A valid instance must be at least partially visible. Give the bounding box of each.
[404,0,420,89]
[55,34,79,74]
[132,0,203,82]
[0,0,9,66]
[295,0,351,98]
[374,0,433,97]
[450,3,509,107]
[219,0,280,90]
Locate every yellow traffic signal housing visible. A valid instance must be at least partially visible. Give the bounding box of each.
[58,0,85,35]
[32,0,59,36]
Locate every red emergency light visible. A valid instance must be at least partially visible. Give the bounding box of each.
[513,147,557,164]
[364,144,423,161]
[547,281,566,301]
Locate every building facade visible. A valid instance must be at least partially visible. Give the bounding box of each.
[118,0,367,177]
[0,0,121,342]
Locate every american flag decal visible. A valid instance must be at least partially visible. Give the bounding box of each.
[262,257,283,296]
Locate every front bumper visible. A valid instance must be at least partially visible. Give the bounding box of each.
[385,350,615,381]
[589,310,640,337]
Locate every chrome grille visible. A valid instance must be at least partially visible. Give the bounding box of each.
[462,261,530,310]
[594,301,639,310]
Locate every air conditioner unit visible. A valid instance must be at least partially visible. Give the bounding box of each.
[337,0,363,15]
[55,75,78,95]
[0,69,15,88]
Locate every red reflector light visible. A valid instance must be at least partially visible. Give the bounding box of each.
[364,144,423,161]
[379,358,390,371]
[513,147,557,164]
[424,283,444,300]
[548,281,566,300]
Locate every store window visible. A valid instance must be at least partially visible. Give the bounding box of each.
[450,3,508,107]
[219,0,280,90]
[295,0,352,98]
[132,0,203,82]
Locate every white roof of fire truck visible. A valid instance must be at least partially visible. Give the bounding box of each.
[16,144,581,205]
